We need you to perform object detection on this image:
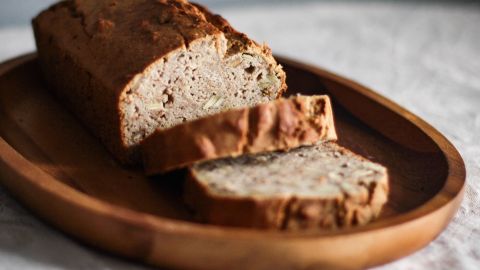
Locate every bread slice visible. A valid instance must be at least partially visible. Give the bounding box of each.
[32,0,286,164]
[142,95,337,175]
[185,142,389,230]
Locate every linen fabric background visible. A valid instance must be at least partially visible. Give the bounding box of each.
[0,1,479,269]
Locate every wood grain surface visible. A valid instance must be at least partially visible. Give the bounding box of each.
[0,54,465,270]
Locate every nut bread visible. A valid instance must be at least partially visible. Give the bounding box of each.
[32,0,286,164]
[185,142,389,230]
[142,95,337,175]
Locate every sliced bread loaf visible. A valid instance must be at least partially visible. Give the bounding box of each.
[33,0,286,164]
[142,95,337,175]
[185,142,389,230]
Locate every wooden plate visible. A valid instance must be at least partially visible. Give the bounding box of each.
[0,53,465,270]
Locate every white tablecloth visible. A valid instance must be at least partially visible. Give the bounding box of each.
[0,1,479,269]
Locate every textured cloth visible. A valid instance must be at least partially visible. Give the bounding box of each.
[0,1,479,269]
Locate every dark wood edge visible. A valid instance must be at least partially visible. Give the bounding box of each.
[0,53,466,241]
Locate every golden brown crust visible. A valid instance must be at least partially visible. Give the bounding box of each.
[32,0,286,164]
[141,95,337,175]
[185,144,389,230]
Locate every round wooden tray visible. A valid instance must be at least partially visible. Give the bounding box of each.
[0,54,465,270]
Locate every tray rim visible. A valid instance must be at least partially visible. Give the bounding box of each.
[0,53,466,240]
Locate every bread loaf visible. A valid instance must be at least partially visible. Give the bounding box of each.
[142,95,337,175]
[186,142,389,230]
[32,0,286,164]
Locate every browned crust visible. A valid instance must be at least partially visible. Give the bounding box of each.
[185,143,389,230]
[32,0,286,164]
[141,95,337,175]
[184,170,291,229]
